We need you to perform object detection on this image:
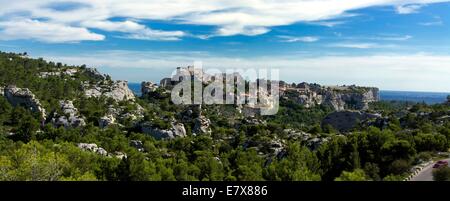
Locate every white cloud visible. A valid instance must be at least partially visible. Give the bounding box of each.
[0,19,104,43]
[372,35,413,41]
[396,4,424,14]
[0,0,449,41]
[309,21,347,27]
[419,21,444,26]
[39,50,450,92]
[81,20,146,32]
[277,36,319,43]
[330,43,379,49]
[419,16,444,26]
[82,20,186,41]
[125,29,185,41]
[215,25,270,36]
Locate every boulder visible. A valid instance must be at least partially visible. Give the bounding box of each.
[113,151,127,160]
[4,85,46,120]
[77,143,108,156]
[52,100,86,128]
[140,122,187,140]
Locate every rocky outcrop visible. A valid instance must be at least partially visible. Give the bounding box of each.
[141,81,159,95]
[306,137,330,150]
[51,100,86,128]
[282,83,379,111]
[99,103,144,128]
[193,115,212,135]
[283,129,311,141]
[83,80,135,102]
[77,143,108,156]
[114,151,127,160]
[269,139,285,157]
[98,114,116,128]
[84,68,106,80]
[140,121,187,140]
[183,105,212,135]
[39,68,79,78]
[321,111,381,132]
[4,85,46,120]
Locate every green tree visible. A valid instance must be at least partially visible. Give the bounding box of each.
[264,144,320,181]
[432,167,450,181]
[334,169,367,181]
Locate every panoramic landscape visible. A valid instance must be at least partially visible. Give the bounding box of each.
[0,0,450,184]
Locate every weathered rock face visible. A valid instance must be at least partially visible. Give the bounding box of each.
[83,80,135,101]
[52,100,86,128]
[4,85,46,119]
[282,83,379,111]
[140,122,187,140]
[325,88,380,111]
[141,81,159,95]
[321,111,381,132]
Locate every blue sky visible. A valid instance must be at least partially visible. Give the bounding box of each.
[0,0,450,92]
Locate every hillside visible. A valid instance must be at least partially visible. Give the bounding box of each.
[1,51,450,181]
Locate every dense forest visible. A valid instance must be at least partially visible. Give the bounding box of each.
[1,51,450,181]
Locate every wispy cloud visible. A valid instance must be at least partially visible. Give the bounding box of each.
[308,20,347,27]
[0,0,449,42]
[371,35,413,41]
[277,35,319,43]
[419,16,444,26]
[396,4,424,14]
[329,43,379,49]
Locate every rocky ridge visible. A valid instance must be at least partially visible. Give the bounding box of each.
[83,80,135,102]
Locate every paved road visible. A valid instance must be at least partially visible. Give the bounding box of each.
[410,159,450,181]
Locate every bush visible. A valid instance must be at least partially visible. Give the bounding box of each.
[432,167,450,181]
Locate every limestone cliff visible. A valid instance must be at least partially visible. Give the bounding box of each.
[281,82,379,111]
